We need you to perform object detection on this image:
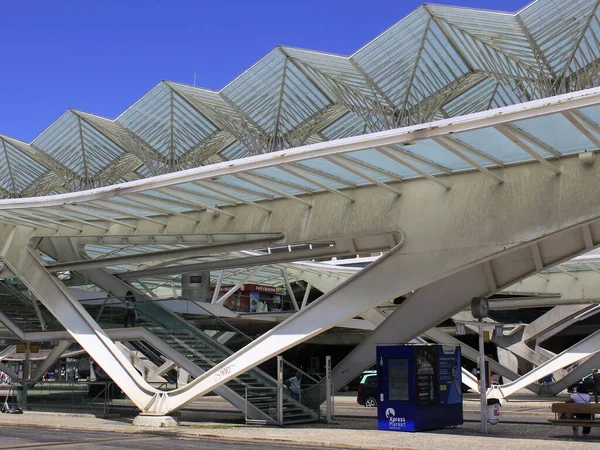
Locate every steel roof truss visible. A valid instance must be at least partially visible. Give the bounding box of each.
[440,135,505,167]
[0,212,36,229]
[119,194,198,223]
[562,110,600,150]
[0,211,59,230]
[15,209,84,232]
[277,165,355,202]
[290,161,357,188]
[378,147,451,190]
[190,181,272,213]
[432,137,504,183]
[494,124,562,174]
[157,187,235,218]
[63,205,137,230]
[233,173,312,207]
[335,154,405,182]
[500,124,562,158]
[324,155,402,195]
[89,200,168,227]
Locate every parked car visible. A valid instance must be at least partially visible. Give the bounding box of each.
[568,373,596,394]
[357,371,378,407]
[341,375,361,392]
[341,368,376,392]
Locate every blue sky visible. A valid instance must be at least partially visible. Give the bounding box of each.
[1,0,528,142]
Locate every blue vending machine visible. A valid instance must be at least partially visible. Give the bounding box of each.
[376,344,463,432]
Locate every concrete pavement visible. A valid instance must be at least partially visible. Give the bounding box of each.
[0,393,598,450]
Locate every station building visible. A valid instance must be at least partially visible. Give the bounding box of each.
[1,0,600,424]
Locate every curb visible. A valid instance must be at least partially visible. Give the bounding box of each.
[0,418,417,450]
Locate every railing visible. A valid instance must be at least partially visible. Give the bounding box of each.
[244,386,280,425]
[79,296,252,346]
[280,358,322,422]
[0,281,63,333]
[9,381,114,416]
[78,295,321,424]
[222,295,298,314]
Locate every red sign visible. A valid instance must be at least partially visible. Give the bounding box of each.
[215,284,279,294]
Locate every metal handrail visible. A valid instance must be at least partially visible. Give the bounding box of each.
[185,298,252,343]
[281,359,321,385]
[79,296,252,343]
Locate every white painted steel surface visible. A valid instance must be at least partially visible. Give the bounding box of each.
[5,88,600,412]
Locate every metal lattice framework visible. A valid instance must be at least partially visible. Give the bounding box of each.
[3,0,600,198]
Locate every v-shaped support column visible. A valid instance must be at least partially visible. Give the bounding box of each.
[332,220,600,391]
[0,226,159,411]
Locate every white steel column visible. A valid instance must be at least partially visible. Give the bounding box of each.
[0,226,157,411]
[30,341,71,382]
[301,284,312,309]
[332,220,600,391]
[478,321,488,434]
[489,329,600,399]
[281,270,299,311]
[211,270,225,304]
[215,266,262,305]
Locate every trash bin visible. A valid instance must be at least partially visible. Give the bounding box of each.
[487,398,501,425]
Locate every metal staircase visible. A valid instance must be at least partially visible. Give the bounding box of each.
[0,280,58,333]
[81,297,319,424]
[0,283,319,424]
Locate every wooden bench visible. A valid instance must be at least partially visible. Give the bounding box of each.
[549,403,600,435]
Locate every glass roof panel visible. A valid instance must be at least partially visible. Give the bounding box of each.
[32,112,86,175]
[118,82,218,161]
[575,105,600,136]
[253,167,318,191]
[353,7,469,107]
[427,5,541,76]
[144,187,223,208]
[296,159,366,185]
[519,0,598,73]
[346,149,421,178]
[401,140,471,171]
[452,127,534,164]
[215,175,278,200]
[513,113,596,155]
[0,139,48,196]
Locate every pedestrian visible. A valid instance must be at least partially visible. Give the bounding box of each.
[124,291,137,327]
[592,368,600,404]
[286,371,302,401]
[564,388,591,436]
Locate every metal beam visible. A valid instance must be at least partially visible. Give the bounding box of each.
[495,124,561,174]
[281,269,299,311]
[216,266,263,305]
[30,341,71,382]
[211,270,225,304]
[324,155,402,195]
[432,137,504,183]
[119,245,347,280]
[301,283,312,309]
[378,147,451,189]
[45,235,283,273]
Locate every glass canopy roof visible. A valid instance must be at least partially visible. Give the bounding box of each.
[2,0,600,200]
[1,85,599,230]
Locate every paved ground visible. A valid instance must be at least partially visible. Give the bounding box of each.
[0,391,598,449]
[0,425,322,449]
